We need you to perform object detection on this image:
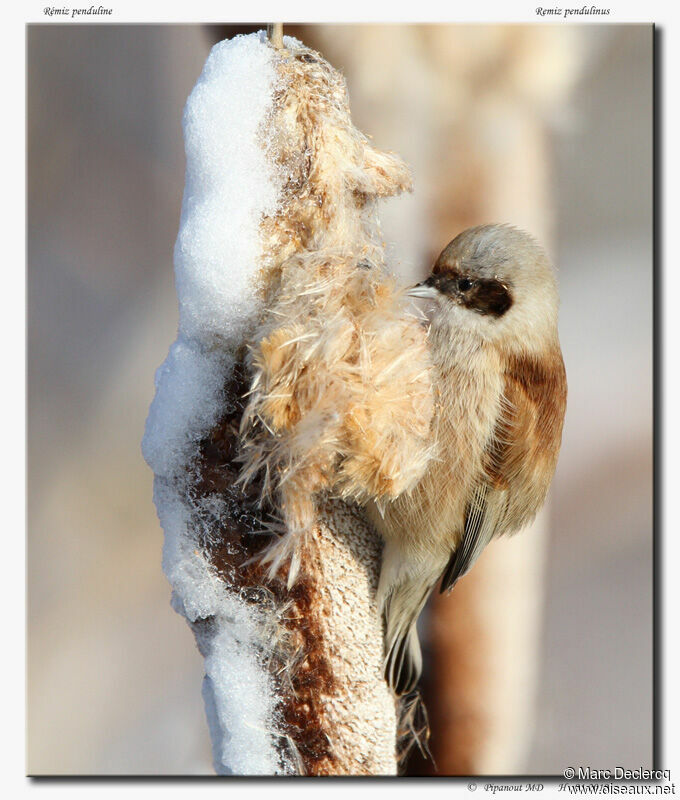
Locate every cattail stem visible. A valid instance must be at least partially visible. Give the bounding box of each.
[267,23,284,49]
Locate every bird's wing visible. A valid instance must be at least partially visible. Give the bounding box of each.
[439,348,566,594]
[439,482,508,593]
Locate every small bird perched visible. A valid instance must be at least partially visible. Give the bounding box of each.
[368,224,567,696]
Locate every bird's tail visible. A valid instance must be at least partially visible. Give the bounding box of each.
[384,612,424,696]
[379,547,438,695]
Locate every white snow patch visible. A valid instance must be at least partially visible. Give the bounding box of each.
[202,604,283,776]
[174,33,281,345]
[154,478,284,775]
[143,33,282,478]
[142,33,281,478]
[142,336,233,479]
[154,478,225,622]
[143,32,289,775]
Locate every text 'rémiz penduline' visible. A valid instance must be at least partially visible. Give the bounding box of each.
[43,6,113,17]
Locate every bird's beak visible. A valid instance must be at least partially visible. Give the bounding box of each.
[407,278,439,299]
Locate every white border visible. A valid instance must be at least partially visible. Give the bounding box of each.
[8,2,678,795]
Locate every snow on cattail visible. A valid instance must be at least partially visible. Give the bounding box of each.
[143,31,433,775]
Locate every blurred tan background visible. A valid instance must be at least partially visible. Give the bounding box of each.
[27,24,652,774]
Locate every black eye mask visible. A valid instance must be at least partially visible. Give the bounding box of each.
[426,271,513,318]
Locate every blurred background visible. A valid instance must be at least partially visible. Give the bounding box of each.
[27,24,652,774]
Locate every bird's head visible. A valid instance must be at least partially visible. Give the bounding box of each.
[409,224,560,351]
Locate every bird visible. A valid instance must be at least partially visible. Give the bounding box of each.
[366,224,567,696]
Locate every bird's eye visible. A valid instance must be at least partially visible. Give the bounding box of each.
[458,278,473,292]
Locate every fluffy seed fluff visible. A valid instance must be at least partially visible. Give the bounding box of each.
[239,38,437,582]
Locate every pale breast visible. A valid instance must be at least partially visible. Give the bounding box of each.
[368,341,505,561]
